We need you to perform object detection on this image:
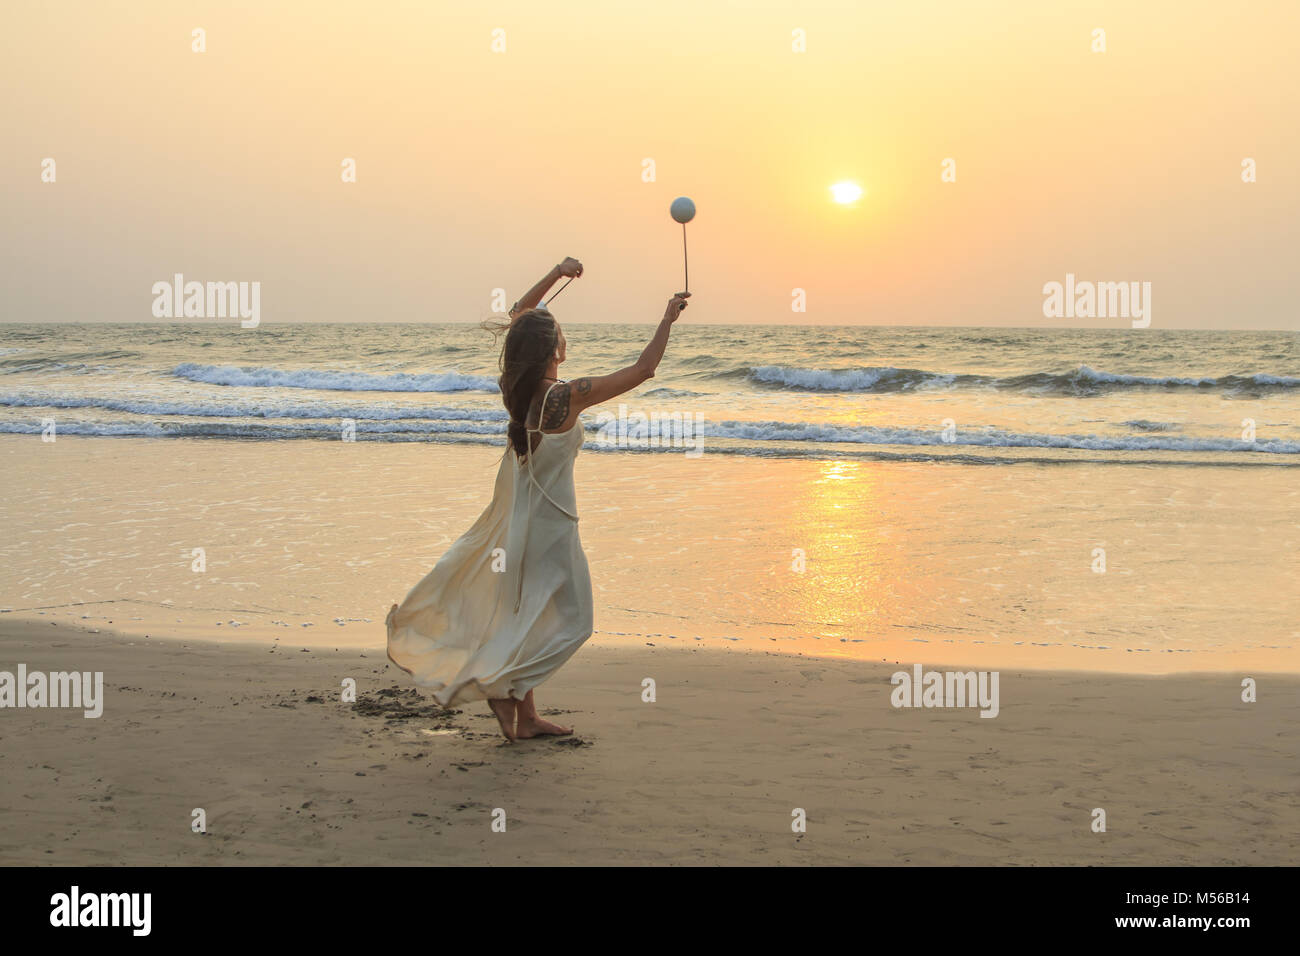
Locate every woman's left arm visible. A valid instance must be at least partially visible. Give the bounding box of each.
[509,257,583,319]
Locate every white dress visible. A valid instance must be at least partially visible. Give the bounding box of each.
[386,386,593,707]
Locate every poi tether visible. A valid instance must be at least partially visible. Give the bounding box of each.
[541,196,696,309]
[671,196,696,296]
[540,275,575,309]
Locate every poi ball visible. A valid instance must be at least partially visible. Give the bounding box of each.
[670,196,696,224]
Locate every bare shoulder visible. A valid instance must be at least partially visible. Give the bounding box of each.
[537,380,572,431]
[533,378,595,432]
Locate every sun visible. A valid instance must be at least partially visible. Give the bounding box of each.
[830,182,864,204]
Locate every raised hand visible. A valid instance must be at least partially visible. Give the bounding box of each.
[664,292,690,321]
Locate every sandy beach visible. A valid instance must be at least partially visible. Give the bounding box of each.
[2,618,1295,866]
[2,434,1300,868]
[2,433,1297,864]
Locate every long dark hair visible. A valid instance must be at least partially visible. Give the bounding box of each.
[486,308,558,459]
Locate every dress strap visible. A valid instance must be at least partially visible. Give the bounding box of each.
[522,379,578,519]
[524,444,579,519]
[525,380,564,434]
[514,380,579,614]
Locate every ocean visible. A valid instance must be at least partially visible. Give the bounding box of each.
[1,323,1297,464]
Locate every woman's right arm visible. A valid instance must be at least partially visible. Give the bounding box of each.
[510,257,583,320]
[538,294,690,431]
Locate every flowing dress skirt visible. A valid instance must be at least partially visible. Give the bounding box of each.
[386,422,593,707]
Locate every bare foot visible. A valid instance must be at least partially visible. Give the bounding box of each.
[515,716,572,738]
[487,698,517,742]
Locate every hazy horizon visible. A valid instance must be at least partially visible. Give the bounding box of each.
[4,319,1299,332]
[4,1,1297,330]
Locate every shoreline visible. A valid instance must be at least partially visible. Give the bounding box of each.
[2,619,1296,865]
[4,607,1297,679]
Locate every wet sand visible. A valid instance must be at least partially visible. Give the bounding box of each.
[1,435,1296,673]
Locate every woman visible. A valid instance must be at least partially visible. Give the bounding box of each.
[387,256,689,741]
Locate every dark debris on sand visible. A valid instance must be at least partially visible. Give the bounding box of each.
[354,686,461,723]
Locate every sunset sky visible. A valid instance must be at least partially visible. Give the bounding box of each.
[4,0,1297,328]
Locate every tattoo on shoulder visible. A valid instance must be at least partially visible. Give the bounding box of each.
[541,384,572,430]
[573,378,592,395]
